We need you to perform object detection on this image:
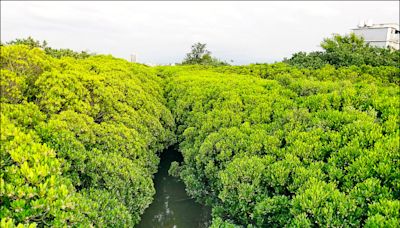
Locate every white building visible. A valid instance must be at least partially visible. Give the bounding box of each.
[352,22,399,50]
[130,53,137,63]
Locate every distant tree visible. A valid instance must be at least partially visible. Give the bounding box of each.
[182,42,210,64]
[285,33,400,68]
[283,51,326,69]
[181,42,229,66]
[321,33,371,67]
[5,36,93,59]
[7,36,48,49]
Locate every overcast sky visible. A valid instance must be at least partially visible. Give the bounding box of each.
[1,1,399,65]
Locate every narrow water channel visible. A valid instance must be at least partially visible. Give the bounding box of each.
[137,146,211,228]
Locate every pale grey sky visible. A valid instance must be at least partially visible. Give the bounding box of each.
[1,1,399,65]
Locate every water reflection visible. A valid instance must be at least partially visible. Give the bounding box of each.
[137,147,211,228]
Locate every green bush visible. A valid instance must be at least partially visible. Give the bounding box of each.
[0,44,175,226]
[162,63,399,227]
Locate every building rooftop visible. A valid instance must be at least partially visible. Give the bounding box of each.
[353,22,399,31]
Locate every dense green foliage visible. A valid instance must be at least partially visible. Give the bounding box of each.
[1,36,399,227]
[163,63,400,227]
[284,33,400,68]
[0,44,175,226]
